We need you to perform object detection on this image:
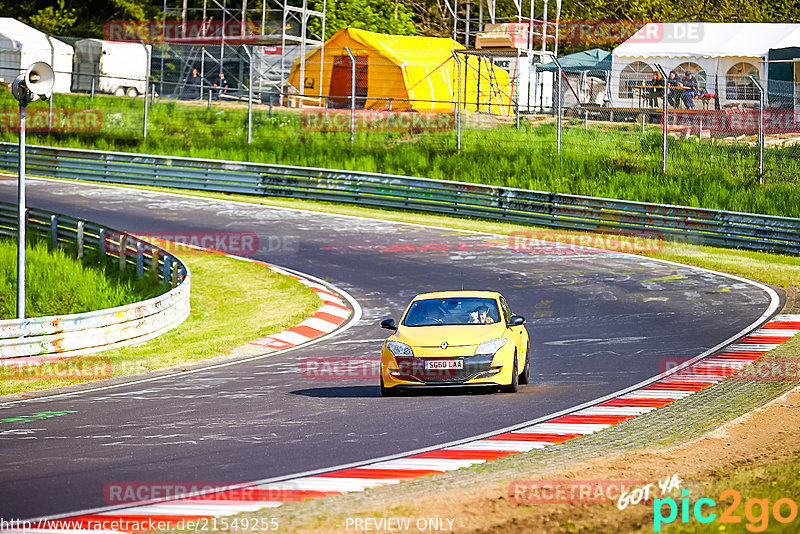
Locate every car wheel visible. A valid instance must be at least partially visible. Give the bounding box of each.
[380,375,397,397]
[113,87,125,97]
[501,354,519,393]
[519,343,530,385]
[126,87,139,97]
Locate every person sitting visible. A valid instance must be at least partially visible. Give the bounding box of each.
[666,71,682,108]
[212,72,229,99]
[681,71,699,109]
[469,306,495,324]
[645,71,664,107]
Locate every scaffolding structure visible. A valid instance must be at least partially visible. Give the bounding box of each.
[444,0,560,54]
[446,1,561,114]
[158,0,325,100]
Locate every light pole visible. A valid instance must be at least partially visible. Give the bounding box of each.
[11,62,54,319]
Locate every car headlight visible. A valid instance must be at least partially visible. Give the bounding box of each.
[474,338,507,356]
[386,340,414,357]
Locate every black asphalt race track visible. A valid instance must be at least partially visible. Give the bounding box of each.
[0,179,779,521]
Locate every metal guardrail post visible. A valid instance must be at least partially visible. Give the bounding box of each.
[344,47,356,145]
[118,234,126,271]
[76,220,84,259]
[136,240,144,279]
[749,75,765,184]
[451,51,462,153]
[50,214,58,249]
[99,228,106,262]
[656,65,669,173]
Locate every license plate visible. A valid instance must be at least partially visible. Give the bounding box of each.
[425,359,463,370]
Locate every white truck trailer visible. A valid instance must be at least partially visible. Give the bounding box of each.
[72,39,150,97]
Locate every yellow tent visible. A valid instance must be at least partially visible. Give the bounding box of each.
[287,27,512,115]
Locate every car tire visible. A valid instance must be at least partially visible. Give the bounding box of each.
[380,375,397,397]
[126,87,139,97]
[519,343,530,385]
[113,87,125,97]
[501,354,519,393]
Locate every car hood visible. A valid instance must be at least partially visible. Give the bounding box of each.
[394,323,506,349]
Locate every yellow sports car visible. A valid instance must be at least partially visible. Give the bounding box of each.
[379,291,530,396]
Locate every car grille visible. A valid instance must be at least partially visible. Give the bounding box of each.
[393,355,495,384]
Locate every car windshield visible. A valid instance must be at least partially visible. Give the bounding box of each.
[403,297,501,327]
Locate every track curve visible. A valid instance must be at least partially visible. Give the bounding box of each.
[0,179,780,521]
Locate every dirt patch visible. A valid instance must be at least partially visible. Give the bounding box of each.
[282,386,800,533]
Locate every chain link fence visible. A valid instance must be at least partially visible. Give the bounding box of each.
[1,39,798,191]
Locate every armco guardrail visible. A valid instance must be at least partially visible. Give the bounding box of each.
[0,202,190,359]
[1,143,799,254]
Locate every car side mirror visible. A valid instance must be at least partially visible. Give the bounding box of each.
[380,318,397,330]
[509,315,525,326]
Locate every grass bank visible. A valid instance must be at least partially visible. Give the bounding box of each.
[0,238,164,319]
[0,245,322,396]
[1,90,798,218]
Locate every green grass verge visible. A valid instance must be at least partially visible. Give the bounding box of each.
[0,247,322,396]
[2,90,799,217]
[0,238,165,319]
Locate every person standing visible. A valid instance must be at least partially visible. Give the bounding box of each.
[681,71,699,109]
[184,68,202,99]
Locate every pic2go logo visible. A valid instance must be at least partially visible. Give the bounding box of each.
[653,489,799,532]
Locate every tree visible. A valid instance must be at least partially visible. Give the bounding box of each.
[313,0,416,39]
[26,0,77,36]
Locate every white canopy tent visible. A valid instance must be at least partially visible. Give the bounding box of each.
[0,18,74,94]
[611,23,800,107]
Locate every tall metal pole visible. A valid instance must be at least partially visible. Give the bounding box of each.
[143,43,151,140]
[17,102,26,319]
[452,51,462,153]
[556,59,562,154]
[248,46,253,144]
[345,47,356,145]
[657,65,669,173]
[749,75,765,183]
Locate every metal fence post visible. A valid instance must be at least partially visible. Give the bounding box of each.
[143,42,151,140]
[452,51,462,153]
[50,214,58,249]
[98,228,107,262]
[76,220,84,259]
[119,234,127,271]
[344,47,356,145]
[657,65,669,173]
[136,241,144,279]
[556,59,563,155]
[749,75,765,183]
[515,50,521,130]
[248,50,253,144]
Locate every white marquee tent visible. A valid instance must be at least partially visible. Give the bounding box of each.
[611,23,800,107]
[0,18,74,94]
